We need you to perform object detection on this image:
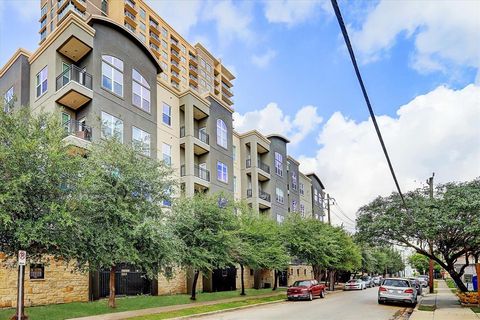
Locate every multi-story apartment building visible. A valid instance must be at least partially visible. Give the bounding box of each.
[0,1,326,308]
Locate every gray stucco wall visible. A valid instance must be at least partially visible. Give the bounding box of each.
[207,97,234,196]
[309,174,325,219]
[0,54,30,110]
[287,159,300,214]
[267,136,289,221]
[80,22,159,158]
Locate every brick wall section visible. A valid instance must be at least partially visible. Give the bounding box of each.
[157,268,187,295]
[287,265,314,286]
[235,266,255,289]
[0,256,88,308]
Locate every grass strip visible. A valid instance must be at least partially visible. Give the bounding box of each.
[0,289,285,320]
[418,305,435,312]
[471,307,480,313]
[130,295,285,320]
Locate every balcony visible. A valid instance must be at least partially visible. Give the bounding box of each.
[62,120,91,152]
[259,190,271,202]
[189,74,198,86]
[181,164,210,182]
[57,2,85,24]
[170,38,180,52]
[246,159,270,180]
[171,50,180,63]
[124,0,138,15]
[189,65,198,76]
[124,11,137,28]
[56,65,92,110]
[149,22,160,35]
[222,82,233,97]
[246,189,271,207]
[221,93,233,106]
[179,126,210,155]
[189,54,198,66]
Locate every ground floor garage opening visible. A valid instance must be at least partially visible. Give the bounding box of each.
[205,266,237,292]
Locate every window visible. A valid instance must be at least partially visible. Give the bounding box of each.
[217,161,228,183]
[161,27,168,38]
[274,152,283,176]
[200,58,206,68]
[276,187,284,204]
[216,119,227,148]
[314,188,318,203]
[132,126,151,156]
[36,66,48,97]
[206,63,212,73]
[50,21,54,32]
[101,112,123,142]
[102,55,123,96]
[40,4,47,16]
[30,264,45,280]
[180,44,186,54]
[292,171,297,190]
[300,182,304,195]
[300,203,305,215]
[233,176,237,192]
[161,51,168,60]
[132,69,151,112]
[161,73,168,81]
[162,143,172,165]
[181,56,186,64]
[62,112,71,132]
[276,214,284,223]
[139,33,146,43]
[162,103,171,125]
[291,200,297,212]
[161,40,167,49]
[139,21,146,31]
[4,86,14,112]
[139,7,146,19]
[101,0,108,15]
[232,145,236,161]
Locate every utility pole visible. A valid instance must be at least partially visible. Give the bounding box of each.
[426,173,435,294]
[327,193,331,225]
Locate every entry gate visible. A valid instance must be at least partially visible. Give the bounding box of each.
[99,264,152,297]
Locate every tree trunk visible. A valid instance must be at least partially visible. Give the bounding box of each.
[240,265,245,295]
[329,270,335,291]
[190,270,200,300]
[108,266,116,308]
[447,267,469,292]
[312,265,321,282]
[324,269,328,286]
[272,270,278,291]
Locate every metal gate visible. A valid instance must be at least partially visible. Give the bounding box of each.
[99,264,152,297]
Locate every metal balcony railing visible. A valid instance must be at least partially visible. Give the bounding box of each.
[180,126,185,138]
[259,190,271,202]
[246,189,252,198]
[56,65,92,91]
[245,159,270,174]
[180,164,210,181]
[195,129,209,144]
[63,120,92,141]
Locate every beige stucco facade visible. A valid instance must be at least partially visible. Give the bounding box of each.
[299,172,313,218]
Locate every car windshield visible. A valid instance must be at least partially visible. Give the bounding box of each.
[348,279,359,283]
[383,279,410,287]
[361,276,370,280]
[292,281,311,287]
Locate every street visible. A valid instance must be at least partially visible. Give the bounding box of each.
[196,287,413,320]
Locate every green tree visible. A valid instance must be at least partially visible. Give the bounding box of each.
[233,205,290,294]
[0,108,82,318]
[170,193,238,300]
[408,253,441,274]
[72,138,177,308]
[356,179,480,292]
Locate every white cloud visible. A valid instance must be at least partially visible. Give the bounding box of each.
[146,0,202,36]
[9,1,38,21]
[251,49,277,68]
[233,103,323,145]
[203,0,254,47]
[350,1,480,80]
[298,85,480,227]
[264,0,331,26]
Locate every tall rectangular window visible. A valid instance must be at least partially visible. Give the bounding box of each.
[233,176,237,192]
[161,27,168,38]
[101,111,123,142]
[300,183,304,195]
[4,86,14,112]
[232,145,236,161]
[274,152,283,176]
[162,103,171,125]
[276,187,284,204]
[162,143,172,165]
[102,55,123,96]
[217,161,228,183]
[292,172,297,190]
[314,188,318,203]
[139,21,146,31]
[300,204,305,216]
[132,69,150,112]
[216,119,227,148]
[36,66,48,97]
[132,126,151,156]
[139,7,146,19]
[291,200,297,212]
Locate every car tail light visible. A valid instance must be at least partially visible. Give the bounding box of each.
[404,288,414,294]
[379,286,387,292]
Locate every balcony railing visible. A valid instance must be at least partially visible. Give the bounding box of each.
[180,164,210,181]
[259,190,271,202]
[245,159,270,174]
[124,10,136,20]
[180,126,185,138]
[63,120,92,141]
[125,0,136,9]
[171,50,179,58]
[56,65,92,91]
[195,129,209,144]
[246,189,253,198]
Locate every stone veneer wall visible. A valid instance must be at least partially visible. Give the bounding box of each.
[157,268,188,295]
[287,265,314,286]
[235,266,255,290]
[0,255,89,308]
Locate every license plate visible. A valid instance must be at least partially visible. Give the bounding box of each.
[294,294,299,297]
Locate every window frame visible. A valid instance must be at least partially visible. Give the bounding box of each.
[162,143,172,165]
[132,126,151,157]
[132,69,151,113]
[4,86,14,112]
[216,119,228,148]
[274,152,283,176]
[162,103,171,126]
[217,161,228,183]
[101,55,124,97]
[36,66,48,98]
[101,111,124,143]
[276,187,284,204]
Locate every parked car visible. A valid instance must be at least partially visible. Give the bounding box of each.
[418,275,429,287]
[416,277,428,288]
[378,278,417,306]
[362,276,375,288]
[344,279,366,290]
[287,279,325,301]
[408,277,423,295]
[372,276,382,286]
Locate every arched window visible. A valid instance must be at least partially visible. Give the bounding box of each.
[216,119,227,148]
[132,69,150,112]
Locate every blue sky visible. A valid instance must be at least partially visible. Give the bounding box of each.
[1,0,479,227]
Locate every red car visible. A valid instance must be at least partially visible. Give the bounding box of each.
[287,279,326,301]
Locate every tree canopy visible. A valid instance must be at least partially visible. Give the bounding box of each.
[408,253,441,274]
[356,178,480,291]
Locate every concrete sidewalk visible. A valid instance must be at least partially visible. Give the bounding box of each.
[410,280,479,320]
[68,291,286,320]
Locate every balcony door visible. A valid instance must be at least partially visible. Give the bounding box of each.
[62,62,70,86]
[62,112,71,133]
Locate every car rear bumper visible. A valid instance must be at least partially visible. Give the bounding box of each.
[344,286,362,290]
[378,294,415,304]
[287,293,310,300]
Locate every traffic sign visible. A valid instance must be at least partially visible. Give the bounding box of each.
[18,250,26,266]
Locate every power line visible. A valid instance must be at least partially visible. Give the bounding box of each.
[330,0,407,209]
[330,207,356,227]
[333,202,356,223]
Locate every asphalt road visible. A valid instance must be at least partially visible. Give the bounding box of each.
[195,286,412,320]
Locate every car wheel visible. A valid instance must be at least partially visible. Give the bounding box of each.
[288,297,293,301]
[320,290,325,299]
[308,292,313,301]
[378,299,383,304]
